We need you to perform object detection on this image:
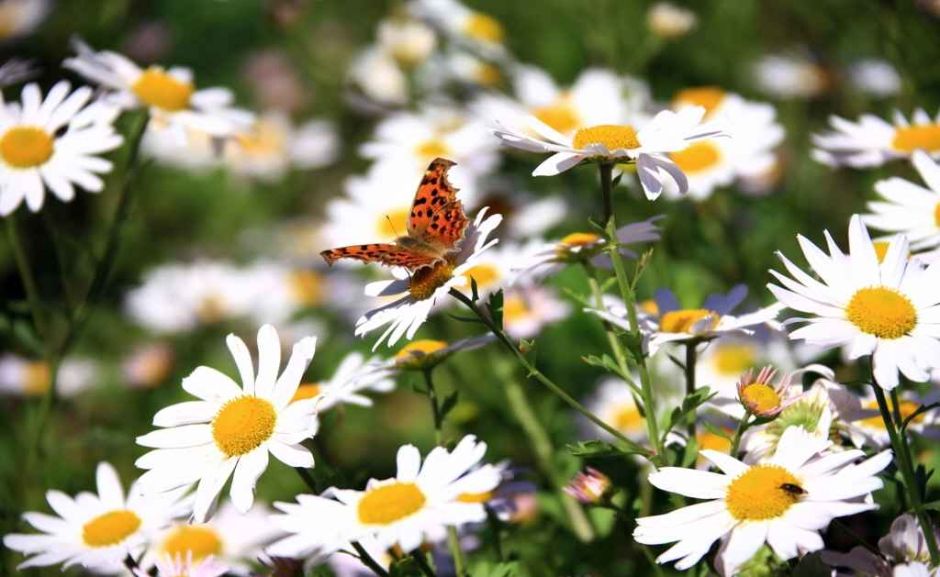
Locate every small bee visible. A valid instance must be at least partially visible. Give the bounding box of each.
[779,483,806,496]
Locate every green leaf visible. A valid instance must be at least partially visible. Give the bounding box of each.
[565,439,644,458]
[470,561,520,577]
[470,276,480,302]
[440,391,459,419]
[662,386,716,439]
[389,555,421,577]
[487,289,504,328]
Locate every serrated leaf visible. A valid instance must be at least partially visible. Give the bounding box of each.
[663,387,716,438]
[488,289,504,328]
[566,440,644,458]
[470,276,480,302]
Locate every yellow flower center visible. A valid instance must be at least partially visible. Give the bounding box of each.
[892,123,940,153]
[289,270,323,306]
[376,208,410,239]
[560,232,600,247]
[23,361,51,395]
[197,294,227,323]
[639,299,660,316]
[132,67,194,112]
[409,261,454,300]
[463,263,501,291]
[82,509,142,548]
[873,241,890,264]
[211,396,277,457]
[670,141,721,173]
[502,294,529,323]
[711,344,757,376]
[845,287,917,340]
[463,12,504,43]
[414,138,452,161]
[698,430,732,453]
[357,481,427,525]
[0,126,54,168]
[474,63,502,87]
[726,465,802,521]
[859,399,923,430]
[935,203,940,227]
[235,121,285,157]
[612,403,644,433]
[673,87,726,115]
[161,524,223,561]
[572,124,640,152]
[741,383,781,414]
[532,99,581,135]
[659,309,718,334]
[396,340,448,359]
[291,383,322,402]
[457,490,494,503]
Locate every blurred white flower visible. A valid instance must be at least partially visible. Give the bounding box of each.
[0,0,50,42]
[348,47,408,107]
[123,343,175,389]
[291,351,395,411]
[864,151,940,252]
[824,514,940,576]
[813,109,940,167]
[410,0,506,59]
[753,53,829,99]
[848,58,901,98]
[223,112,338,181]
[142,555,229,577]
[377,16,438,68]
[0,354,97,398]
[502,284,570,339]
[647,2,697,39]
[0,81,123,215]
[826,379,940,450]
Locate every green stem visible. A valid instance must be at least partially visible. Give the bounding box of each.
[729,413,750,457]
[502,368,595,542]
[449,289,650,458]
[411,550,437,577]
[598,163,663,462]
[599,162,614,225]
[6,216,48,343]
[872,383,940,566]
[421,369,467,573]
[583,264,639,396]
[684,343,698,440]
[352,541,390,577]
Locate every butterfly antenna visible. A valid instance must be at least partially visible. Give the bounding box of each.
[385,215,401,237]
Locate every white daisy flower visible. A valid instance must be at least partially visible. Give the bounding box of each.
[290,351,396,412]
[3,462,184,573]
[753,53,829,100]
[634,426,892,574]
[847,59,901,98]
[0,81,122,215]
[64,42,253,142]
[410,0,506,58]
[823,514,940,577]
[502,284,571,339]
[142,555,229,577]
[354,209,502,349]
[266,435,502,557]
[390,336,494,371]
[0,0,50,41]
[646,2,697,38]
[144,501,279,574]
[321,161,479,257]
[584,378,654,443]
[376,16,438,69]
[0,354,98,398]
[360,107,499,185]
[668,87,784,200]
[474,66,648,140]
[424,51,504,90]
[136,324,320,522]
[223,112,338,181]
[347,47,408,107]
[826,379,940,450]
[740,380,835,463]
[493,106,723,199]
[767,214,940,390]
[590,286,782,355]
[864,150,940,252]
[813,108,940,168]
[122,343,175,390]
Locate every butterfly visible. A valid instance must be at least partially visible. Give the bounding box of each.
[320,157,469,271]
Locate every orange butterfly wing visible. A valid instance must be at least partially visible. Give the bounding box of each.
[407,158,469,250]
[320,243,440,269]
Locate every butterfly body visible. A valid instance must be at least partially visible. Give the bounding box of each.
[321,158,469,271]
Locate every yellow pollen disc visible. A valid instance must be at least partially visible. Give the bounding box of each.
[474,63,502,87]
[741,383,781,414]
[463,263,501,290]
[502,295,529,322]
[0,126,54,168]
[161,524,223,561]
[673,87,726,115]
[670,141,721,173]
[395,339,448,362]
[572,124,640,151]
[197,295,227,323]
[463,12,505,43]
[726,465,802,521]
[612,403,643,433]
[457,490,493,503]
[23,361,51,395]
[892,123,940,153]
[872,241,891,264]
[697,431,732,453]
[289,270,323,306]
[560,232,600,247]
[357,482,427,525]
[409,261,454,300]
[415,138,452,161]
[291,383,322,402]
[532,100,580,135]
[211,396,277,457]
[236,122,285,157]
[377,208,410,239]
[639,299,660,316]
[935,203,940,227]
[132,67,194,112]
[82,509,142,548]
[845,287,917,340]
[659,309,718,334]
[711,344,757,376]
[859,399,923,429]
